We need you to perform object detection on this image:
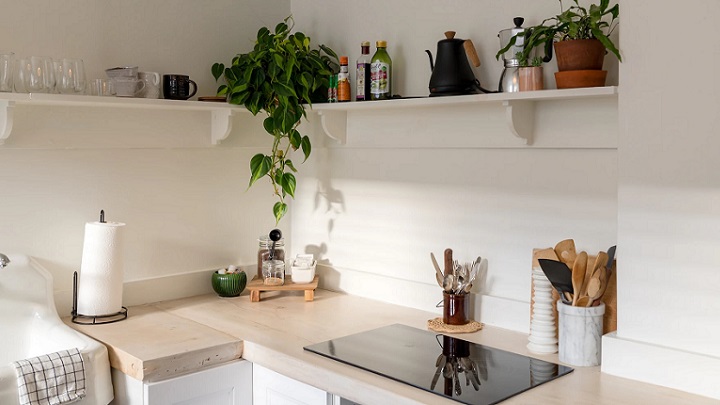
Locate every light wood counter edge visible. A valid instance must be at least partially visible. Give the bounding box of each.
[67,290,720,405]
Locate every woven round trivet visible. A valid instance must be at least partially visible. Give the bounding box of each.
[427,317,483,333]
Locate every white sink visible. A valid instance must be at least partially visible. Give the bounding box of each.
[0,254,114,405]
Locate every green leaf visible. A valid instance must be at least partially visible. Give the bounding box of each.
[289,129,301,149]
[274,169,284,188]
[281,173,296,199]
[285,159,297,173]
[300,136,311,162]
[275,22,289,35]
[273,202,288,224]
[592,29,622,61]
[216,85,228,96]
[273,81,297,98]
[249,154,272,187]
[263,117,275,134]
[212,63,224,81]
[319,44,338,60]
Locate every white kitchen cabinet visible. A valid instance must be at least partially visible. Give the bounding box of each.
[111,360,252,405]
[253,363,333,405]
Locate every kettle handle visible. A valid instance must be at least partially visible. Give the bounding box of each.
[463,40,481,67]
[425,49,434,71]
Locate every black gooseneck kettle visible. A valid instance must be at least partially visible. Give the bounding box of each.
[426,31,494,96]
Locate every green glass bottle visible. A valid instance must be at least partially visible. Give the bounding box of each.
[370,40,392,100]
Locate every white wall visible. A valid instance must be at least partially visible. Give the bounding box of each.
[0,0,292,313]
[601,0,720,399]
[289,0,619,330]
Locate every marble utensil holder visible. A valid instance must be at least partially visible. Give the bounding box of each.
[558,301,605,366]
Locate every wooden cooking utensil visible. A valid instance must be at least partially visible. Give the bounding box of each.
[444,248,453,278]
[554,239,577,267]
[581,251,608,298]
[575,296,591,307]
[571,251,587,306]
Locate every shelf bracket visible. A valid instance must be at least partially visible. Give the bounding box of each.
[210,108,235,145]
[317,110,347,144]
[503,100,535,145]
[0,100,15,145]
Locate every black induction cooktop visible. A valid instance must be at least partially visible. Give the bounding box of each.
[304,324,573,405]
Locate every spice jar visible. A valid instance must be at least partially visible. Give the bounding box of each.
[262,259,285,286]
[257,236,285,279]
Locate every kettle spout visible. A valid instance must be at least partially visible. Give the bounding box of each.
[425,49,434,71]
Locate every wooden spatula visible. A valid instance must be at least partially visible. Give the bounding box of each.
[571,251,587,306]
[554,239,577,268]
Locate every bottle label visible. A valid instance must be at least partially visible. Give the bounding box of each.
[338,71,350,102]
[370,61,390,95]
[356,63,366,100]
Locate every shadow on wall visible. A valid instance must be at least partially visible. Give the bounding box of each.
[314,175,346,235]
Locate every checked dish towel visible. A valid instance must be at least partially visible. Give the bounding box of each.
[13,348,86,405]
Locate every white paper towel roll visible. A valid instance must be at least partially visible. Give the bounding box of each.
[77,220,126,316]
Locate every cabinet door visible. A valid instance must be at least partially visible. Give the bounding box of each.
[253,363,331,405]
[144,360,252,405]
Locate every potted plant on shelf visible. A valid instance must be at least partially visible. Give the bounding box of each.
[518,54,545,91]
[212,16,338,224]
[497,0,620,89]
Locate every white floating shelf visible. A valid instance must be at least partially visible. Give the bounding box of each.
[309,86,618,145]
[0,86,617,148]
[0,93,245,146]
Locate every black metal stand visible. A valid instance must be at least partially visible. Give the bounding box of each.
[71,271,128,325]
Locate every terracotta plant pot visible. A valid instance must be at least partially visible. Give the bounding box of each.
[554,39,606,71]
[554,70,608,89]
[519,67,544,91]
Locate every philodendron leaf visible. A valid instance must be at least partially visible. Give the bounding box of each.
[285,159,297,173]
[263,117,275,135]
[212,63,225,81]
[273,81,297,98]
[289,129,301,149]
[281,173,296,199]
[249,154,272,187]
[301,136,311,162]
[273,202,288,224]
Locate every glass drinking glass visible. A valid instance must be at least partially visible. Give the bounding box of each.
[55,58,86,95]
[0,52,14,92]
[87,78,115,96]
[14,56,54,93]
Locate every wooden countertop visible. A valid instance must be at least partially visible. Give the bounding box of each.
[67,289,717,404]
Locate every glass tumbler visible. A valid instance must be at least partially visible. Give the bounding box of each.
[55,58,86,95]
[15,56,54,93]
[0,52,14,92]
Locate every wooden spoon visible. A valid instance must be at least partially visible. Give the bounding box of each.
[581,251,608,298]
[571,251,587,306]
[554,239,577,268]
[575,296,591,307]
[587,266,607,307]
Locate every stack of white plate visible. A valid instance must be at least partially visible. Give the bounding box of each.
[527,267,558,354]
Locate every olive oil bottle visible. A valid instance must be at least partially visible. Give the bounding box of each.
[370,41,392,100]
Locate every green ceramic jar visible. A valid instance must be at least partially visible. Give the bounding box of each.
[211,271,247,297]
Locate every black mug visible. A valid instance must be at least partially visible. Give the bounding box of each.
[163,74,197,100]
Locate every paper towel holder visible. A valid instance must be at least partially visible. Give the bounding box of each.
[71,271,128,325]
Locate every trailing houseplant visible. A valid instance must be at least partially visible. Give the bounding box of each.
[497,0,621,68]
[212,16,338,224]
